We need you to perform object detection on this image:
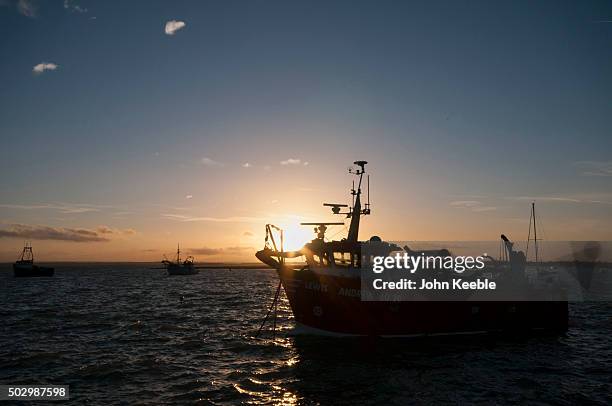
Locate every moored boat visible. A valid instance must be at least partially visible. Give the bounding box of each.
[256,161,568,337]
[13,243,54,277]
[162,244,198,275]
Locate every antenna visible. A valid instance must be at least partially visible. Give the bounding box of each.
[367,174,370,213]
[323,203,348,215]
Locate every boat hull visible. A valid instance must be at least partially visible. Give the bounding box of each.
[166,264,198,275]
[13,264,54,277]
[278,266,568,336]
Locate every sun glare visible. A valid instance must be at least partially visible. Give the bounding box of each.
[278,223,313,251]
[276,221,347,251]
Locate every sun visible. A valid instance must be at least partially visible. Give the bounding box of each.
[275,221,347,252]
[278,223,314,251]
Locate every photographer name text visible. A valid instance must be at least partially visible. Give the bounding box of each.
[373,278,496,290]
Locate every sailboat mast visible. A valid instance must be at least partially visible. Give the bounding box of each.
[367,174,370,211]
[532,202,538,263]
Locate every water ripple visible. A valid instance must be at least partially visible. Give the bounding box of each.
[0,265,610,404]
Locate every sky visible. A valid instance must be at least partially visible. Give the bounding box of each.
[1,0,611,262]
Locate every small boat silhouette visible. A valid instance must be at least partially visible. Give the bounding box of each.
[162,244,198,275]
[13,242,54,277]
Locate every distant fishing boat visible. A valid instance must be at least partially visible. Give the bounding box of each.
[13,243,54,277]
[162,244,198,275]
[256,161,568,337]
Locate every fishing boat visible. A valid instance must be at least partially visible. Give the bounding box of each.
[13,243,54,277]
[162,244,198,275]
[256,161,568,337]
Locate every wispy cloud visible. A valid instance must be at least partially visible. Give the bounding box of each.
[17,0,36,17]
[574,161,612,177]
[243,231,254,237]
[242,162,252,168]
[161,213,263,223]
[165,20,186,35]
[63,0,86,13]
[509,195,612,205]
[0,202,108,214]
[280,158,309,166]
[200,157,223,167]
[450,200,497,212]
[96,225,135,236]
[188,246,253,256]
[33,62,58,74]
[185,194,193,199]
[0,224,127,242]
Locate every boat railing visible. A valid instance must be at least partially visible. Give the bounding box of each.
[264,224,284,264]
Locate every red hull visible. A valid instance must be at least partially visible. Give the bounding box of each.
[278,266,568,336]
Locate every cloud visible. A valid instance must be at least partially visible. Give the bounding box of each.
[0,202,106,214]
[200,157,223,167]
[96,225,114,234]
[17,0,36,17]
[450,200,481,208]
[280,158,309,166]
[574,161,612,177]
[509,195,612,205]
[243,231,254,237]
[185,194,193,199]
[188,246,253,256]
[96,226,135,235]
[64,0,87,13]
[161,213,263,223]
[450,200,496,212]
[280,158,302,165]
[242,162,252,168]
[33,62,58,74]
[165,20,186,35]
[0,224,136,242]
[512,196,580,203]
[0,224,108,242]
[187,247,221,255]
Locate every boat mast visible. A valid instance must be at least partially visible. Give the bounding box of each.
[177,243,181,264]
[526,202,539,263]
[20,242,33,263]
[533,202,538,263]
[347,161,370,243]
[315,161,372,243]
